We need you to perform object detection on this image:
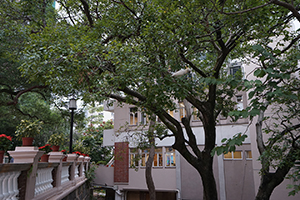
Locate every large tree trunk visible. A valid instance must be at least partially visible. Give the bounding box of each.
[174,111,218,200]
[196,155,218,200]
[255,174,281,200]
[201,112,218,200]
[255,110,297,200]
[145,119,156,200]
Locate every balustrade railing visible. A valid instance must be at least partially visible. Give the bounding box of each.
[35,167,54,196]
[0,149,91,200]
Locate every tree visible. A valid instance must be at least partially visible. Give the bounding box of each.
[75,120,113,164]
[19,0,300,199]
[74,105,113,163]
[218,1,300,199]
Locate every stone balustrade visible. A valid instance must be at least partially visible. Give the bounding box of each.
[0,147,92,200]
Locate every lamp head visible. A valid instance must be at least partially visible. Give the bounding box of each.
[69,98,77,110]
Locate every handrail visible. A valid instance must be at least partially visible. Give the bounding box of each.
[1,148,91,200]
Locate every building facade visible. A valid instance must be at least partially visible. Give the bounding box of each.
[94,63,300,200]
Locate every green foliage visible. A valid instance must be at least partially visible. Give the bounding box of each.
[47,133,66,146]
[7,0,300,199]
[211,133,248,156]
[85,162,97,184]
[15,120,43,140]
[74,120,113,164]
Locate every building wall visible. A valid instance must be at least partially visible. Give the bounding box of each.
[104,93,300,200]
[223,144,255,200]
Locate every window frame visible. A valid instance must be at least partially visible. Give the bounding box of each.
[178,102,186,120]
[129,148,139,168]
[129,107,138,126]
[223,150,243,160]
[245,150,252,160]
[140,148,163,167]
[165,147,176,167]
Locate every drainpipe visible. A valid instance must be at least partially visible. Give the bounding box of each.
[114,186,123,200]
[176,189,181,200]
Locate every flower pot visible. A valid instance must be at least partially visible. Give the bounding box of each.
[52,145,60,152]
[22,137,34,146]
[40,154,49,162]
[0,150,4,163]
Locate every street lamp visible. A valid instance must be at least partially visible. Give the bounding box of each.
[69,98,77,154]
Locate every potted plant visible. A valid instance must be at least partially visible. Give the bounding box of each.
[0,134,12,163]
[47,133,65,151]
[38,144,52,162]
[15,120,43,146]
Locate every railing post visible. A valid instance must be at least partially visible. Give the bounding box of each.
[77,155,84,177]
[66,154,77,181]
[8,147,44,200]
[48,152,64,187]
[84,156,91,172]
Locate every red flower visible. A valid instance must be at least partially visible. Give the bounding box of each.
[39,144,52,154]
[0,134,13,150]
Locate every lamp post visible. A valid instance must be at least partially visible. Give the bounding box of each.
[69,98,77,154]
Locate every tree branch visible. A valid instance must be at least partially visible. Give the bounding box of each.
[256,110,266,155]
[272,0,300,22]
[182,117,202,158]
[6,85,48,106]
[179,53,207,78]
[79,0,94,27]
[221,1,273,15]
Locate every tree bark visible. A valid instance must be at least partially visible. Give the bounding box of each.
[255,110,298,200]
[145,118,156,200]
[174,112,218,200]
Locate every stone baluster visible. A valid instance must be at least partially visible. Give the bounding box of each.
[74,165,79,178]
[0,173,5,199]
[61,165,70,184]
[11,171,21,200]
[35,168,54,196]
[2,171,9,198]
[0,171,21,199]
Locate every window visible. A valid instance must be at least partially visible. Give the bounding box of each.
[141,112,149,125]
[165,147,176,167]
[154,148,163,167]
[179,102,186,120]
[129,148,139,167]
[192,107,200,121]
[141,149,149,166]
[245,151,252,159]
[223,151,242,160]
[236,95,243,111]
[130,107,138,125]
[141,148,163,167]
[230,65,241,76]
